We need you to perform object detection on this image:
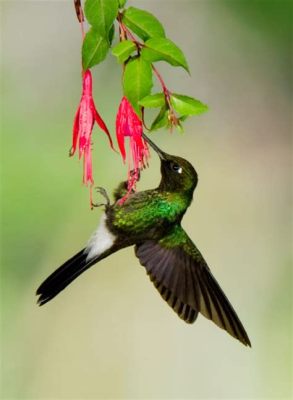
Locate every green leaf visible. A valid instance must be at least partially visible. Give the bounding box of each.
[84,0,118,35]
[122,7,165,41]
[176,121,184,133]
[112,40,136,63]
[118,0,127,8]
[170,94,208,115]
[141,38,189,72]
[123,57,153,115]
[82,28,110,70]
[108,24,115,45]
[150,105,169,131]
[139,93,165,108]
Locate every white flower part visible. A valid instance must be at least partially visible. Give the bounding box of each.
[85,213,116,262]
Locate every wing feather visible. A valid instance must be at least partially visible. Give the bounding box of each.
[135,225,251,347]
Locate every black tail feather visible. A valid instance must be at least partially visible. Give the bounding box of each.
[36,249,102,306]
[36,249,91,305]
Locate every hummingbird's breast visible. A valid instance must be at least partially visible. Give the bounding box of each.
[106,190,190,243]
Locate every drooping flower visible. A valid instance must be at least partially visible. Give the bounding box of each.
[70,69,114,205]
[116,96,149,200]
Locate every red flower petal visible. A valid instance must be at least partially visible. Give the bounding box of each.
[115,96,150,202]
[94,107,115,150]
[83,143,93,186]
[70,105,81,156]
[70,69,114,207]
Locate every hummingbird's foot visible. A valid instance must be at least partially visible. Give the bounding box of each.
[92,186,110,208]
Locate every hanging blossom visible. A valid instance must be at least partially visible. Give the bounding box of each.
[116,96,149,202]
[70,69,114,205]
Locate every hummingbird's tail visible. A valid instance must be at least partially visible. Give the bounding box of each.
[36,247,115,306]
[37,211,121,305]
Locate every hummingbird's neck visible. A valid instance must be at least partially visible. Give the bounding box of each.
[158,180,194,204]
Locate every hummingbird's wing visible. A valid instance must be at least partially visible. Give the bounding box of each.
[135,225,251,346]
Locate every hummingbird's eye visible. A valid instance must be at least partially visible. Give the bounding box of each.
[170,162,183,174]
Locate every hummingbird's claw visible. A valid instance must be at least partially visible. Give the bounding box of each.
[91,202,105,208]
[93,186,110,208]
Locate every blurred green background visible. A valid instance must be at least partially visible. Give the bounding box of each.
[1,0,292,399]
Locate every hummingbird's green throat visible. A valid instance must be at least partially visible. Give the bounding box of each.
[142,133,198,194]
[37,134,251,347]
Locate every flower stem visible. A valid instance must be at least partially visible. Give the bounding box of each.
[151,66,171,105]
[73,0,85,40]
[152,65,177,125]
[116,12,178,129]
[117,14,142,50]
[152,65,169,95]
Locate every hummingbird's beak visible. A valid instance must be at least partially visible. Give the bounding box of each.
[142,133,166,160]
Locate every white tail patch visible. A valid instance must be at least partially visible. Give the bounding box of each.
[85,213,116,262]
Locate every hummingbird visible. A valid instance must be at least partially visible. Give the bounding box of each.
[36,133,251,347]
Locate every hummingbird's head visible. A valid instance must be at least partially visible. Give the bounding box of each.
[142,134,198,193]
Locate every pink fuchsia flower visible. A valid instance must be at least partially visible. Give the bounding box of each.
[70,69,114,205]
[116,96,149,200]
